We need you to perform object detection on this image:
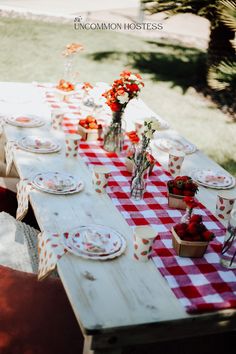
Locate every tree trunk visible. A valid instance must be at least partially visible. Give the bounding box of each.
[207,20,235,70]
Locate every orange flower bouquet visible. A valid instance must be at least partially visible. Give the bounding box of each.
[62,42,83,83]
[102,70,144,153]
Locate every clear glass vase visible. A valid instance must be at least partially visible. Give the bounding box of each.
[130,168,147,201]
[63,55,75,82]
[221,209,236,269]
[103,111,124,153]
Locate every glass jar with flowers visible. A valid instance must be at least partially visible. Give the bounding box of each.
[102,70,144,153]
[62,43,83,82]
[130,120,160,200]
[125,131,140,173]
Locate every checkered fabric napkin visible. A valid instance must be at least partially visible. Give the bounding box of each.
[79,141,236,314]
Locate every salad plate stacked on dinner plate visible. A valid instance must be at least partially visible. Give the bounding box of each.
[62,225,127,260]
[31,172,84,194]
[6,115,45,128]
[18,136,61,153]
[190,169,235,189]
[154,137,197,154]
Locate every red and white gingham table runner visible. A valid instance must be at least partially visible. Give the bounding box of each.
[79,141,236,314]
[42,87,236,314]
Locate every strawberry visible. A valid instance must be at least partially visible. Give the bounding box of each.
[172,187,182,195]
[86,116,96,123]
[192,235,201,241]
[187,222,199,235]
[89,122,98,129]
[190,215,202,223]
[202,230,214,241]
[79,119,86,127]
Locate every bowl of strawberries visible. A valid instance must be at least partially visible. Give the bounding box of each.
[167,176,198,209]
[55,79,76,101]
[56,79,75,92]
[172,214,215,257]
[78,116,102,141]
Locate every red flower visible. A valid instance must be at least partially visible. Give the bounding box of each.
[146,153,155,165]
[126,131,140,144]
[190,215,202,223]
[120,70,131,77]
[110,102,122,112]
[126,83,139,92]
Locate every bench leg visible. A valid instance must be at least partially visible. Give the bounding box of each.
[83,335,122,354]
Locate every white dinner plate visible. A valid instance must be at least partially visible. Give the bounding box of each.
[6,115,45,128]
[154,137,197,154]
[31,172,84,194]
[62,225,127,260]
[18,136,61,153]
[190,169,235,189]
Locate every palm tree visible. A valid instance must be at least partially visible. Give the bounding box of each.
[207,0,236,92]
[141,0,235,78]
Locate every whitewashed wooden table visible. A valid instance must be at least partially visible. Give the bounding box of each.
[1,82,236,354]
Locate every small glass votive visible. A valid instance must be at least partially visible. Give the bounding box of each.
[133,226,157,262]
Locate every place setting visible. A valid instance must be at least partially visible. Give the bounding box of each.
[190,169,236,189]
[5,114,45,128]
[16,171,85,221]
[61,224,127,260]
[154,135,197,154]
[17,135,61,154]
[31,171,84,195]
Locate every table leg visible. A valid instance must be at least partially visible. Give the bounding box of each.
[83,336,122,354]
